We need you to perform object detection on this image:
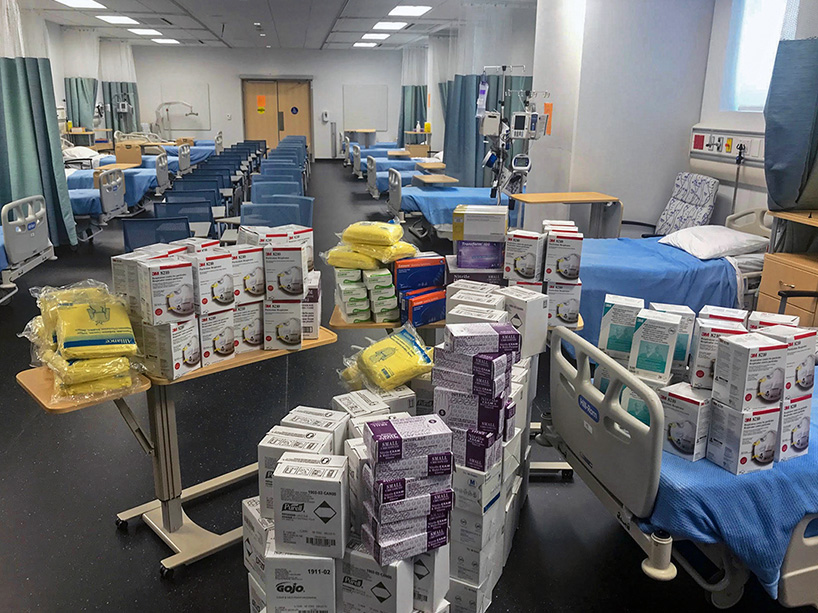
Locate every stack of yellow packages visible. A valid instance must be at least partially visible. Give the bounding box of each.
[23,281,138,402]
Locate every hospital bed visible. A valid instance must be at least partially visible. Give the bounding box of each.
[547,327,818,609]
[70,168,127,243]
[65,156,164,211]
[1,195,55,305]
[343,136,396,166]
[351,144,396,179]
[365,155,435,199]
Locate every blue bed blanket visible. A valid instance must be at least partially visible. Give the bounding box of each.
[371,159,423,173]
[195,139,215,146]
[578,238,738,348]
[69,189,102,216]
[164,145,214,165]
[400,186,511,226]
[638,382,818,598]
[67,169,157,208]
[376,170,419,194]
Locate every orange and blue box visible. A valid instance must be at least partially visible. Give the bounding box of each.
[405,287,447,327]
[393,254,446,292]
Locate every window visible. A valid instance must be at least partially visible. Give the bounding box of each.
[722,0,794,112]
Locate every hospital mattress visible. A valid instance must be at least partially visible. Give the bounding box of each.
[69,189,102,216]
[400,186,511,227]
[376,170,419,194]
[163,145,214,165]
[99,154,180,174]
[195,140,215,146]
[372,159,422,172]
[66,169,157,209]
[577,237,738,349]
[638,377,818,598]
[348,141,398,163]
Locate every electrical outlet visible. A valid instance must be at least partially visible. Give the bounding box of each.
[715,136,724,153]
[734,137,752,157]
[226,113,232,121]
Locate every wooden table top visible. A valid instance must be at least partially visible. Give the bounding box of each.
[511,192,620,204]
[416,162,446,171]
[769,210,818,229]
[387,150,412,157]
[413,174,459,185]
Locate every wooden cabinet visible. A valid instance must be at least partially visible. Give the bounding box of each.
[758,252,818,325]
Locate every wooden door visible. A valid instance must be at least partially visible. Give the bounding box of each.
[243,80,280,149]
[276,80,312,152]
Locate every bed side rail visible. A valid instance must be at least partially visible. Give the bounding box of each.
[388,168,403,219]
[367,156,379,199]
[779,513,818,609]
[2,195,52,265]
[99,169,126,217]
[155,152,170,193]
[550,327,664,518]
[352,144,362,177]
[215,131,224,155]
[725,207,772,239]
[178,143,191,174]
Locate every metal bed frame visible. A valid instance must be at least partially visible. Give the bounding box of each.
[74,168,127,243]
[1,196,55,305]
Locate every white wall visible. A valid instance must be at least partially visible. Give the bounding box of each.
[45,20,64,108]
[132,47,403,159]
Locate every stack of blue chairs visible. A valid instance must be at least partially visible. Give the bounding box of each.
[247,135,312,228]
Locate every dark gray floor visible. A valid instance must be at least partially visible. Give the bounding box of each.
[0,161,804,612]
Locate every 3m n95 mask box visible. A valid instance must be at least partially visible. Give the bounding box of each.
[599,294,644,360]
[649,302,695,375]
[272,452,348,559]
[137,257,195,325]
[689,318,747,389]
[544,232,582,281]
[628,309,681,385]
[238,225,290,246]
[280,405,350,454]
[503,230,545,282]
[264,245,308,300]
[758,325,817,400]
[277,223,315,271]
[712,332,788,412]
[748,311,800,330]
[265,550,336,613]
[336,541,413,613]
[225,245,265,305]
[413,545,450,613]
[263,300,302,351]
[199,308,235,368]
[698,305,749,327]
[659,382,711,461]
[170,237,220,253]
[234,301,264,353]
[142,318,201,380]
[777,393,811,462]
[546,279,582,328]
[181,249,235,315]
[495,285,549,358]
[452,205,508,242]
[706,400,780,475]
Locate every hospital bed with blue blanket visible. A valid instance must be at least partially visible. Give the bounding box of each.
[1,196,55,305]
[66,164,160,211]
[366,155,437,199]
[69,168,127,243]
[343,137,396,166]
[164,145,214,166]
[548,327,818,609]
[352,144,401,178]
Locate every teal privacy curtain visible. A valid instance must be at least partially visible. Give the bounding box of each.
[102,81,140,133]
[438,81,451,120]
[397,85,427,148]
[1,57,77,246]
[64,76,97,129]
[442,74,533,187]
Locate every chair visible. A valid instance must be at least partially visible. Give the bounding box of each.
[155,201,215,238]
[253,195,313,226]
[241,203,301,226]
[251,181,302,201]
[122,217,191,252]
[623,172,719,237]
[255,173,304,195]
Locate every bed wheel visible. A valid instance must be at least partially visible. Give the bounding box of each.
[706,571,745,609]
[561,469,573,480]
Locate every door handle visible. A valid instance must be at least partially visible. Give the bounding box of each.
[278,111,284,132]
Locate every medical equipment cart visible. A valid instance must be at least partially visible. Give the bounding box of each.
[16,327,338,578]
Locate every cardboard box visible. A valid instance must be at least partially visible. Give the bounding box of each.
[410,372,434,415]
[361,523,449,567]
[237,225,290,246]
[543,232,582,281]
[649,302,696,375]
[364,465,453,505]
[332,390,391,419]
[699,305,749,326]
[757,325,817,400]
[503,230,545,282]
[546,279,582,328]
[337,282,368,301]
[777,393,812,461]
[628,309,681,385]
[335,267,362,284]
[447,291,505,315]
[364,480,455,525]
[258,427,334,518]
[342,309,372,324]
[199,308,236,367]
[281,406,350,454]
[226,245,265,305]
[502,427,522,474]
[370,451,454,483]
[448,577,491,613]
[264,550,336,613]
[452,428,502,472]
[507,280,543,292]
[706,400,780,475]
[712,332,788,411]
[242,496,275,582]
[363,268,393,290]
[170,237,221,253]
[348,412,413,440]
[413,545,450,613]
[394,254,446,292]
[598,294,644,360]
[445,255,504,286]
[302,270,322,340]
[445,279,502,303]
[362,500,450,542]
[659,382,712,461]
[272,452,348,558]
[446,305,509,325]
[234,301,264,353]
[450,497,503,549]
[137,257,195,324]
[175,137,195,146]
[142,318,201,379]
[443,323,521,355]
[337,295,370,317]
[449,537,496,586]
[432,368,508,399]
[263,300,302,350]
[115,142,142,165]
[374,309,400,324]
[433,387,506,436]
[264,245,308,300]
[456,241,505,270]
[336,541,413,613]
[503,401,516,442]
[370,283,397,300]
[369,385,417,415]
[452,205,508,242]
[181,249,235,315]
[433,345,510,379]
[690,318,748,389]
[748,311,801,330]
[371,295,399,312]
[495,286,549,358]
[248,571,265,613]
[502,490,518,566]
[277,224,314,271]
[406,288,447,327]
[364,415,453,463]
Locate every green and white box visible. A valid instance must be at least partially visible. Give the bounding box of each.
[598,294,644,360]
[337,281,368,301]
[363,268,393,290]
[628,309,680,385]
[659,382,711,461]
[650,302,695,375]
[336,268,362,284]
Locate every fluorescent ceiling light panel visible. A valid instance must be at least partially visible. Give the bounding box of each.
[259,33,266,36]
[354,42,378,47]
[152,38,180,44]
[96,15,139,24]
[388,5,431,17]
[54,0,107,8]
[362,33,390,40]
[128,28,161,35]
[373,21,407,30]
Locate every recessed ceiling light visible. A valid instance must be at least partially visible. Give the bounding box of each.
[128,28,161,35]
[362,33,390,40]
[253,22,261,26]
[388,5,431,17]
[259,33,266,36]
[96,15,139,24]
[54,0,106,8]
[373,21,407,30]
[265,45,271,48]
[354,42,378,47]
[152,38,180,44]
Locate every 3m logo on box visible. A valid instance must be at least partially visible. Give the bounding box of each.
[282,502,304,512]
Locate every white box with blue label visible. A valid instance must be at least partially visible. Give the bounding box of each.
[628,309,680,385]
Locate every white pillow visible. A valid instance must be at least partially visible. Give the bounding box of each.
[63,146,98,159]
[658,225,769,260]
